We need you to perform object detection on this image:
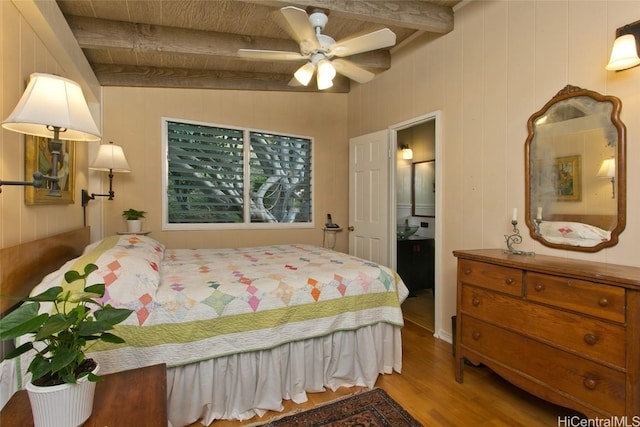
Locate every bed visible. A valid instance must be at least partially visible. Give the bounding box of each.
[0,228,408,426]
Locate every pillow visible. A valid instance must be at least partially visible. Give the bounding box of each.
[540,221,611,242]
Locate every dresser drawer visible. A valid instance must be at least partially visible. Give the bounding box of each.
[460,315,626,415]
[458,259,522,296]
[527,272,625,323]
[461,286,626,368]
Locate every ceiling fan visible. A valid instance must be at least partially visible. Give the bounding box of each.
[238,6,396,90]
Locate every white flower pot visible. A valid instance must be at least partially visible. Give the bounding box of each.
[26,363,99,427]
[126,219,142,233]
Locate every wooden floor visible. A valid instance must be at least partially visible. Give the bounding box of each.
[401,288,434,332]
[198,320,579,426]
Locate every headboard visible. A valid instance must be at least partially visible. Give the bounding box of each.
[0,227,90,316]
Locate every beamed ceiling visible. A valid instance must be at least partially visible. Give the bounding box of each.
[56,0,461,93]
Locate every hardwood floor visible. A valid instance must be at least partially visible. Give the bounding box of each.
[197,321,579,426]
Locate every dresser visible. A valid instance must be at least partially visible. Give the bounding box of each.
[453,249,640,418]
[397,238,434,295]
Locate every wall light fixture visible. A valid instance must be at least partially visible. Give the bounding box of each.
[1,73,101,195]
[81,141,131,206]
[606,20,640,71]
[400,144,413,160]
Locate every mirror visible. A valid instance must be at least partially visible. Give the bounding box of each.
[412,160,435,217]
[525,85,626,252]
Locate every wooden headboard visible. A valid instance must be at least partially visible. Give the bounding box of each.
[0,227,90,316]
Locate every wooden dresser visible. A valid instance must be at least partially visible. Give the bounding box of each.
[453,249,640,418]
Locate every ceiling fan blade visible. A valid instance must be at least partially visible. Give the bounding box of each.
[332,59,375,83]
[330,28,396,57]
[274,6,321,54]
[238,49,306,61]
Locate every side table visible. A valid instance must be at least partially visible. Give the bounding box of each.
[0,363,167,426]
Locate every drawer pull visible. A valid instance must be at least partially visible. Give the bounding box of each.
[505,277,514,285]
[472,331,481,340]
[472,297,481,306]
[598,298,609,307]
[583,334,599,345]
[583,377,597,390]
[534,283,544,292]
[464,268,472,275]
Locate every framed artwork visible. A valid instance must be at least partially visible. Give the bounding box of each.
[554,155,581,201]
[25,135,76,205]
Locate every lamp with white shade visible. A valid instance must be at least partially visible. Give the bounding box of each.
[1,73,101,196]
[597,157,616,199]
[81,141,131,206]
[606,20,640,71]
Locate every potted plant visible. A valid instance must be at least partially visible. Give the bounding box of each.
[122,208,146,233]
[0,264,133,427]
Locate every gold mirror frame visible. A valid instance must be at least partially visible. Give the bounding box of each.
[525,85,626,252]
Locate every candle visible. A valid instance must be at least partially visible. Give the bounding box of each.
[512,208,517,222]
[536,207,542,220]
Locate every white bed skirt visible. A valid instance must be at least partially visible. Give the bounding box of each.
[166,322,403,427]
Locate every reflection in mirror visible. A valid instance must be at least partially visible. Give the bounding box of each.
[412,160,435,217]
[525,85,626,252]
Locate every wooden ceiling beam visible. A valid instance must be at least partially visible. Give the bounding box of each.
[92,63,351,93]
[66,16,391,70]
[241,0,454,33]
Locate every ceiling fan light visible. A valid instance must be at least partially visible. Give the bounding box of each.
[317,59,336,81]
[294,63,315,86]
[317,74,333,90]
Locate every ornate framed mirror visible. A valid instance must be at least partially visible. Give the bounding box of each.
[525,85,626,252]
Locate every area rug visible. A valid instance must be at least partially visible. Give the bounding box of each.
[259,388,423,426]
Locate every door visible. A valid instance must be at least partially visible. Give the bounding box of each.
[348,130,390,266]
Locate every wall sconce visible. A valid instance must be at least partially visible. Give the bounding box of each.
[1,73,101,196]
[606,20,640,71]
[81,141,131,206]
[597,157,616,198]
[400,144,413,160]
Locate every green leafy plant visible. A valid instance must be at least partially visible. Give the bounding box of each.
[0,264,133,386]
[122,208,146,220]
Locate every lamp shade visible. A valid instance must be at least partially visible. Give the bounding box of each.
[294,63,315,86]
[402,148,413,160]
[90,142,131,172]
[606,34,640,71]
[1,73,101,141]
[597,158,615,178]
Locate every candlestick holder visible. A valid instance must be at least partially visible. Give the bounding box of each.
[534,218,543,235]
[504,220,534,256]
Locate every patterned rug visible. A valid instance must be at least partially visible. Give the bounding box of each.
[260,388,423,426]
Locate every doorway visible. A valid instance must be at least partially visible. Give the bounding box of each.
[390,112,441,336]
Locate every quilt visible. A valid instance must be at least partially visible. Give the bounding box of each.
[26,235,408,375]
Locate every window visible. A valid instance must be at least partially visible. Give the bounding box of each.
[162,118,313,229]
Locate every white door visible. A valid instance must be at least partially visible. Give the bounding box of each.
[348,130,390,266]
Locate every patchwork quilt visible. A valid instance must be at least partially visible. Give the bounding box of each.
[26,235,408,375]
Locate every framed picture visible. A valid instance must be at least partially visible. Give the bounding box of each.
[25,135,76,205]
[554,155,581,201]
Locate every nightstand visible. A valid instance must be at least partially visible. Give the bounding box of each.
[0,364,167,426]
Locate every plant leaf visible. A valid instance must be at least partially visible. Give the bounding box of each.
[34,313,75,341]
[4,342,34,359]
[99,332,126,344]
[50,348,78,374]
[0,307,47,341]
[84,283,105,298]
[29,356,51,382]
[25,287,62,302]
[93,307,133,325]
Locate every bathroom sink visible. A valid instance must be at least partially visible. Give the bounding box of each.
[397,225,419,240]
